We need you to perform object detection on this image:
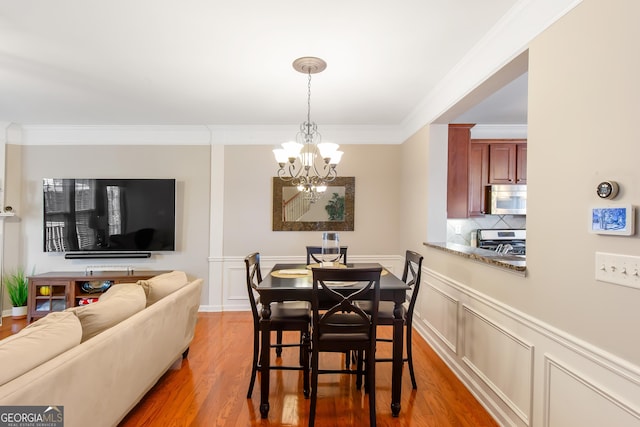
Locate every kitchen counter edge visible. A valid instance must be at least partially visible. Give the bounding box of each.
[423,242,526,274]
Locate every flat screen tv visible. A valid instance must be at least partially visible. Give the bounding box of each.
[43,178,176,255]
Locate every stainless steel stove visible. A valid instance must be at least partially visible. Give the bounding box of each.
[476,229,526,255]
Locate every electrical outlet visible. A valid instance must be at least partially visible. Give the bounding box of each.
[454,224,462,235]
[595,252,640,289]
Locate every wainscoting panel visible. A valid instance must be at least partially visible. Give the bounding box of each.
[413,266,640,427]
[544,356,640,427]
[222,262,250,311]
[422,283,459,353]
[462,305,534,425]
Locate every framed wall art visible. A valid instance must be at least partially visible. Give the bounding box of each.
[272,177,355,231]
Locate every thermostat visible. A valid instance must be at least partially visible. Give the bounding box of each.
[596,181,619,199]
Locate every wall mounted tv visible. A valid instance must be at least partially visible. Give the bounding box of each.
[43,178,176,257]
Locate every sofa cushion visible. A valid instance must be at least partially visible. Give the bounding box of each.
[0,311,82,386]
[67,283,146,342]
[98,282,139,302]
[137,270,188,306]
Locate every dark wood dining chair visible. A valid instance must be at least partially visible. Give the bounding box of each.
[306,245,353,368]
[356,250,423,389]
[273,244,348,356]
[305,245,348,265]
[309,266,382,427]
[244,252,311,399]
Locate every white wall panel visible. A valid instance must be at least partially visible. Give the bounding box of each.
[545,357,640,427]
[462,306,534,425]
[223,263,250,311]
[422,283,458,353]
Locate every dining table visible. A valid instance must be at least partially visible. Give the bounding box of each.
[256,262,410,418]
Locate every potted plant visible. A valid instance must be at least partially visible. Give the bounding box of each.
[4,267,28,319]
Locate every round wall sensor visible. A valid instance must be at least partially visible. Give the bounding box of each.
[596,181,619,199]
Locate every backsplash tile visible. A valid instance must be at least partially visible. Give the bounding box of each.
[447,215,526,246]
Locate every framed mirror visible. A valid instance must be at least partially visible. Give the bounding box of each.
[272,177,355,231]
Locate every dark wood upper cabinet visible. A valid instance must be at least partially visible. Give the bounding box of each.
[468,142,489,216]
[448,131,527,218]
[489,143,517,184]
[516,144,527,184]
[486,140,527,185]
[447,124,474,218]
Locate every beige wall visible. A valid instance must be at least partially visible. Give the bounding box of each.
[526,0,640,362]
[223,143,402,257]
[6,144,211,304]
[398,126,431,254]
[414,0,640,365]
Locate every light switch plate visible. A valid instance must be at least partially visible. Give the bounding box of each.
[595,252,640,289]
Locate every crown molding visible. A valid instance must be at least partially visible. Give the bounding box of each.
[208,124,405,145]
[14,124,406,146]
[18,125,212,146]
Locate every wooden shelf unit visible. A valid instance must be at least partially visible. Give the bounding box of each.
[27,270,170,322]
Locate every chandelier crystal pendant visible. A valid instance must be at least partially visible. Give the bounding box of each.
[273,57,343,197]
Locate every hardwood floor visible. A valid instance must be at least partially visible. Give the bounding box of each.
[0,316,28,339]
[1,313,498,426]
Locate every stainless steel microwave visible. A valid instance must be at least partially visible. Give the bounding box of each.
[489,185,527,215]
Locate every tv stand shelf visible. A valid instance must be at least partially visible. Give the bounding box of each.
[27,270,170,322]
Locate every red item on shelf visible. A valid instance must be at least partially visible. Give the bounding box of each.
[78,298,100,305]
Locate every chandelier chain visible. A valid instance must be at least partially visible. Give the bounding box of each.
[307,71,312,127]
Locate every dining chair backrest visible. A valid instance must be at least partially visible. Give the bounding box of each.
[309,267,382,427]
[401,250,423,319]
[244,252,263,327]
[311,267,382,338]
[306,246,349,265]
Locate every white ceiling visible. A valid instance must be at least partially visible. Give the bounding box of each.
[452,72,528,125]
[0,0,527,127]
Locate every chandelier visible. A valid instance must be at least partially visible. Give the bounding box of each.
[273,57,343,197]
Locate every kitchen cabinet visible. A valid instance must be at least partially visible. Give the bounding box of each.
[468,142,489,216]
[488,141,527,184]
[447,125,527,218]
[516,144,527,184]
[447,124,474,218]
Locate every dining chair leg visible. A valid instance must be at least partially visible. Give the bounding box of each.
[298,332,303,365]
[302,332,310,398]
[355,350,364,390]
[368,351,377,427]
[247,328,260,398]
[309,351,319,427]
[406,322,417,389]
[276,330,283,357]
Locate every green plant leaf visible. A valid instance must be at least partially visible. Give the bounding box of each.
[3,267,28,307]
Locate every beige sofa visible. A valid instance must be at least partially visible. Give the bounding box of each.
[0,270,203,427]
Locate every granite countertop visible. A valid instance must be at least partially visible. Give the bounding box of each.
[423,242,526,274]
